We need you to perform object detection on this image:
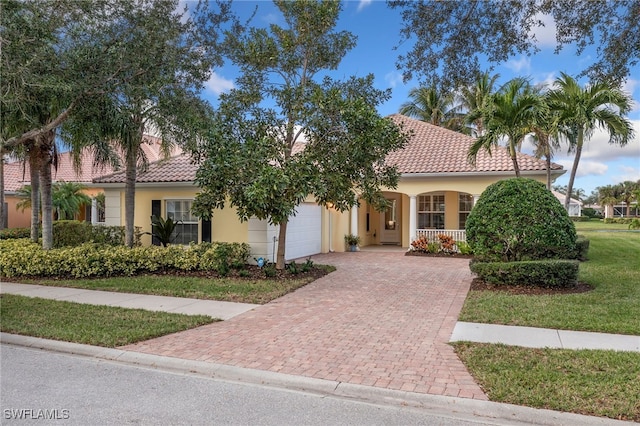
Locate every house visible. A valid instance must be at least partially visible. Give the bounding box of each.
[2,136,169,229]
[552,191,582,217]
[94,114,566,261]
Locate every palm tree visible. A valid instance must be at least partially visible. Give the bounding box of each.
[467,78,543,177]
[547,73,634,212]
[400,86,464,131]
[597,184,622,218]
[528,90,562,189]
[52,181,92,220]
[619,180,639,217]
[460,71,500,137]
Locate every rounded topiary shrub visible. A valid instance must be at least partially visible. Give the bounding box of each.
[466,178,577,262]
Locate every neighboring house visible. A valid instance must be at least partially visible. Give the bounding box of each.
[94,114,566,262]
[2,136,168,229]
[552,191,582,217]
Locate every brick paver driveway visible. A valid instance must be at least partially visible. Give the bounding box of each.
[121,251,487,400]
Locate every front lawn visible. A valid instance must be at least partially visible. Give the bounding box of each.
[454,343,640,422]
[459,228,640,335]
[455,223,640,421]
[0,294,215,347]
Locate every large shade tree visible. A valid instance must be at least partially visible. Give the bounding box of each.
[547,73,634,211]
[459,71,500,137]
[388,0,640,90]
[2,0,235,248]
[192,0,409,269]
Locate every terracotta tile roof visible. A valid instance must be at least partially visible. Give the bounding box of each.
[91,115,563,185]
[386,114,562,174]
[95,154,198,184]
[3,135,176,191]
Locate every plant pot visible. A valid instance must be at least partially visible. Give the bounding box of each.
[349,245,358,252]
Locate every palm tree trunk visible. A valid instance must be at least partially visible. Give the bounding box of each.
[509,143,521,177]
[565,130,584,212]
[546,154,552,190]
[28,147,41,243]
[124,149,137,248]
[276,219,288,270]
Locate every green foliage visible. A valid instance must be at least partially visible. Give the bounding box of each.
[389,1,638,90]
[0,239,250,278]
[0,227,32,239]
[581,208,599,218]
[344,234,361,247]
[456,241,473,255]
[52,221,93,248]
[302,257,314,272]
[629,219,640,230]
[149,215,180,247]
[191,1,409,269]
[287,261,300,275]
[469,259,580,288]
[604,218,635,224]
[575,236,590,261]
[466,178,577,262]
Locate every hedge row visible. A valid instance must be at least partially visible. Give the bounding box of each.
[0,239,250,278]
[0,222,138,248]
[469,259,580,288]
[604,218,637,224]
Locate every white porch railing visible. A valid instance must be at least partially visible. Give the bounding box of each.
[415,229,466,243]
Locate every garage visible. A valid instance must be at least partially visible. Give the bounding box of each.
[285,203,322,261]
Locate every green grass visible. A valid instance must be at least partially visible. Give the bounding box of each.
[574,219,635,232]
[454,343,640,422]
[0,294,215,347]
[459,228,640,334]
[16,271,331,305]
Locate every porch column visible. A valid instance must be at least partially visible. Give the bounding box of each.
[409,195,417,242]
[350,204,358,236]
[91,198,98,225]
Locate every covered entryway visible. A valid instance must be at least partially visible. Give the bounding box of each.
[285,203,322,260]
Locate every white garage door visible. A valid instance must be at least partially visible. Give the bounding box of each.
[285,203,322,261]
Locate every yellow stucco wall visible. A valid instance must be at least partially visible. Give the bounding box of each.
[5,195,31,228]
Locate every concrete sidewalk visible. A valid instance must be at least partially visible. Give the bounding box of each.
[451,322,640,352]
[2,281,638,352]
[0,282,258,320]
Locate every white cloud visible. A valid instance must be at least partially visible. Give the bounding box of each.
[528,13,557,48]
[533,72,557,91]
[384,71,403,89]
[555,160,608,178]
[262,13,279,24]
[204,72,234,95]
[576,120,640,162]
[504,56,531,73]
[611,165,640,185]
[357,0,372,12]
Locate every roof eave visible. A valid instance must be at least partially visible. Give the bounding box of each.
[400,169,566,179]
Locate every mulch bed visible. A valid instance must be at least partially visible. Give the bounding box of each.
[470,278,593,295]
[405,251,474,259]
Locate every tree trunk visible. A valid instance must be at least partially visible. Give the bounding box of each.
[545,154,552,190]
[276,219,288,270]
[124,149,137,248]
[28,147,41,243]
[565,130,584,212]
[39,131,56,250]
[0,151,5,230]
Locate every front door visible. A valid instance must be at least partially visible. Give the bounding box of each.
[380,196,401,245]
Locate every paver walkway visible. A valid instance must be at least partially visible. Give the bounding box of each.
[121,252,488,400]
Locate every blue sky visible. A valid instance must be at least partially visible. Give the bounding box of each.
[199,0,640,197]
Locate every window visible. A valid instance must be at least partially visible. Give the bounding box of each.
[166,200,198,245]
[459,194,474,229]
[417,193,445,229]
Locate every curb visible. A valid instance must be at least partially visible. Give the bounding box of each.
[1,333,627,426]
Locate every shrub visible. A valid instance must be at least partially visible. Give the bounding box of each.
[410,236,431,253]
[0,227,32,239]
[629,219,640,230]
[466,178,577,262]
[0,239,251,278]
[581,208,599,219]
[575,236,590,261]
[469,259,580,288]
[437,233,456,254]
[456,241,473,255]
[604,218,634,224]
[52,221,93,248]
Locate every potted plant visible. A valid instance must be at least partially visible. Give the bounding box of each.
[344,233,361,252]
